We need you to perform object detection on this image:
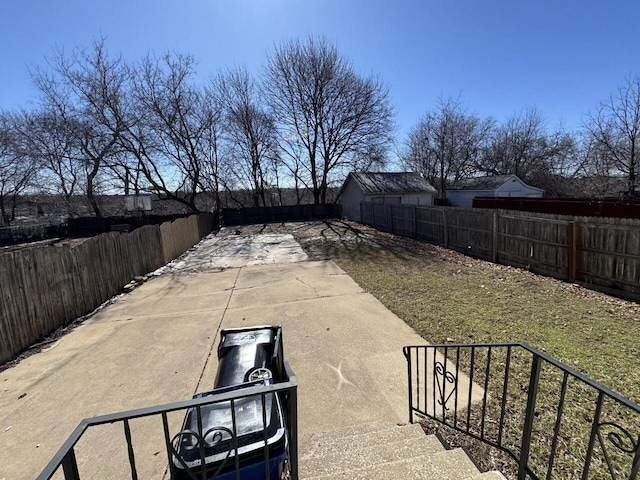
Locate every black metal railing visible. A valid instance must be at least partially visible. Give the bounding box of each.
[38,363,298,480]
[404,343,640,480]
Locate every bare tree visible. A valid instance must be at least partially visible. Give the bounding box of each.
[402,97,490,198]
[31,39,129,217]
[15,110,83,215]
[584,75,640,197]
[215,67,278,207]
[123,53,223,212]
[477,107,574,192]
[0,113,37,225]
[562,133,621,197]
[264,37,393,204]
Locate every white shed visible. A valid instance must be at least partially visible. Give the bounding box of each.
[338,172,436,222]
[445,175,543,208]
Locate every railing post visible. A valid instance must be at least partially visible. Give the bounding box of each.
[630,441,640,480]
[581,391,604,480]
[404,347,414,423]
[518,353,542,480]
[123,419,139,480]
[61,448,81,480]
[289,385,299,480]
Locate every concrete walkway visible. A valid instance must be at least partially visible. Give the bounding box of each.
[0,232,479,479]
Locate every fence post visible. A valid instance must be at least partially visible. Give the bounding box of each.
[360,202,364,224]
[442,208,449,248]
[372,204,377,229]
[567,222,577,282]
[413,206,418,239]
[492,212,499,263]
[518,354,542,480]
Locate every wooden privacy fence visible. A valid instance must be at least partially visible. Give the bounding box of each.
[160,215,200,264]
[222,203,341,226]
[0,213,214,365]
[360,203,640,301]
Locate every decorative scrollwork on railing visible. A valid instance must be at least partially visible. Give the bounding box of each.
[434,361,457,411]
[596,422,640,480]
[170,426,235,480]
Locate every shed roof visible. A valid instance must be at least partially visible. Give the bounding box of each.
[344,172,436,195]
[448,175,522,191]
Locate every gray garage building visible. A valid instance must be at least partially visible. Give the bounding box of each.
[338,172,436,222]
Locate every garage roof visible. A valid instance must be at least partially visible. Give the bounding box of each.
[345,172,436,195]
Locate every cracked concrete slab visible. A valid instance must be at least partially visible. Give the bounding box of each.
[165,232,308,272]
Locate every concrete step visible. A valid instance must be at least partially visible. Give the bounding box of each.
[429,447,485,479]
[474,472,508,479]
[300,423,427,458]
[300,434,445,478]
[305,420,395,444]
[299,421,507,480]
[303,449,481,480]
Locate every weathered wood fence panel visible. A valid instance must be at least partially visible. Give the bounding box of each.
[360,202,640,301]
[416,207,446,245]
[0,214,213,364]
[446,209,494,260]
[160,215,200,264]
[578,218,640,297]
[498,215,569,280]
[221,204,340,226]
[371,204,393,233]
[390,205,416,238]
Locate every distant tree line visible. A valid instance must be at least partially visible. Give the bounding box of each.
[401,81,640,200]
[0,37,393,225]
[1,36,639,226]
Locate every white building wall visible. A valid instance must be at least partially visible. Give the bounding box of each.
[495,179,542,198]
[401,193,434,205]
[368,193,434,206]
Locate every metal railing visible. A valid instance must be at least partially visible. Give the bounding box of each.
[404,343,640,480]
[38,363,298,480]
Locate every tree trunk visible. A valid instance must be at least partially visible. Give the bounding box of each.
[0,198,7,226]
[86,161,102,218]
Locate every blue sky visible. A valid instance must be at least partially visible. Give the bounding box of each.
[2,0,639,142]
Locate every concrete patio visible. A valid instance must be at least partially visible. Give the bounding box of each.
[0,232,480,479]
